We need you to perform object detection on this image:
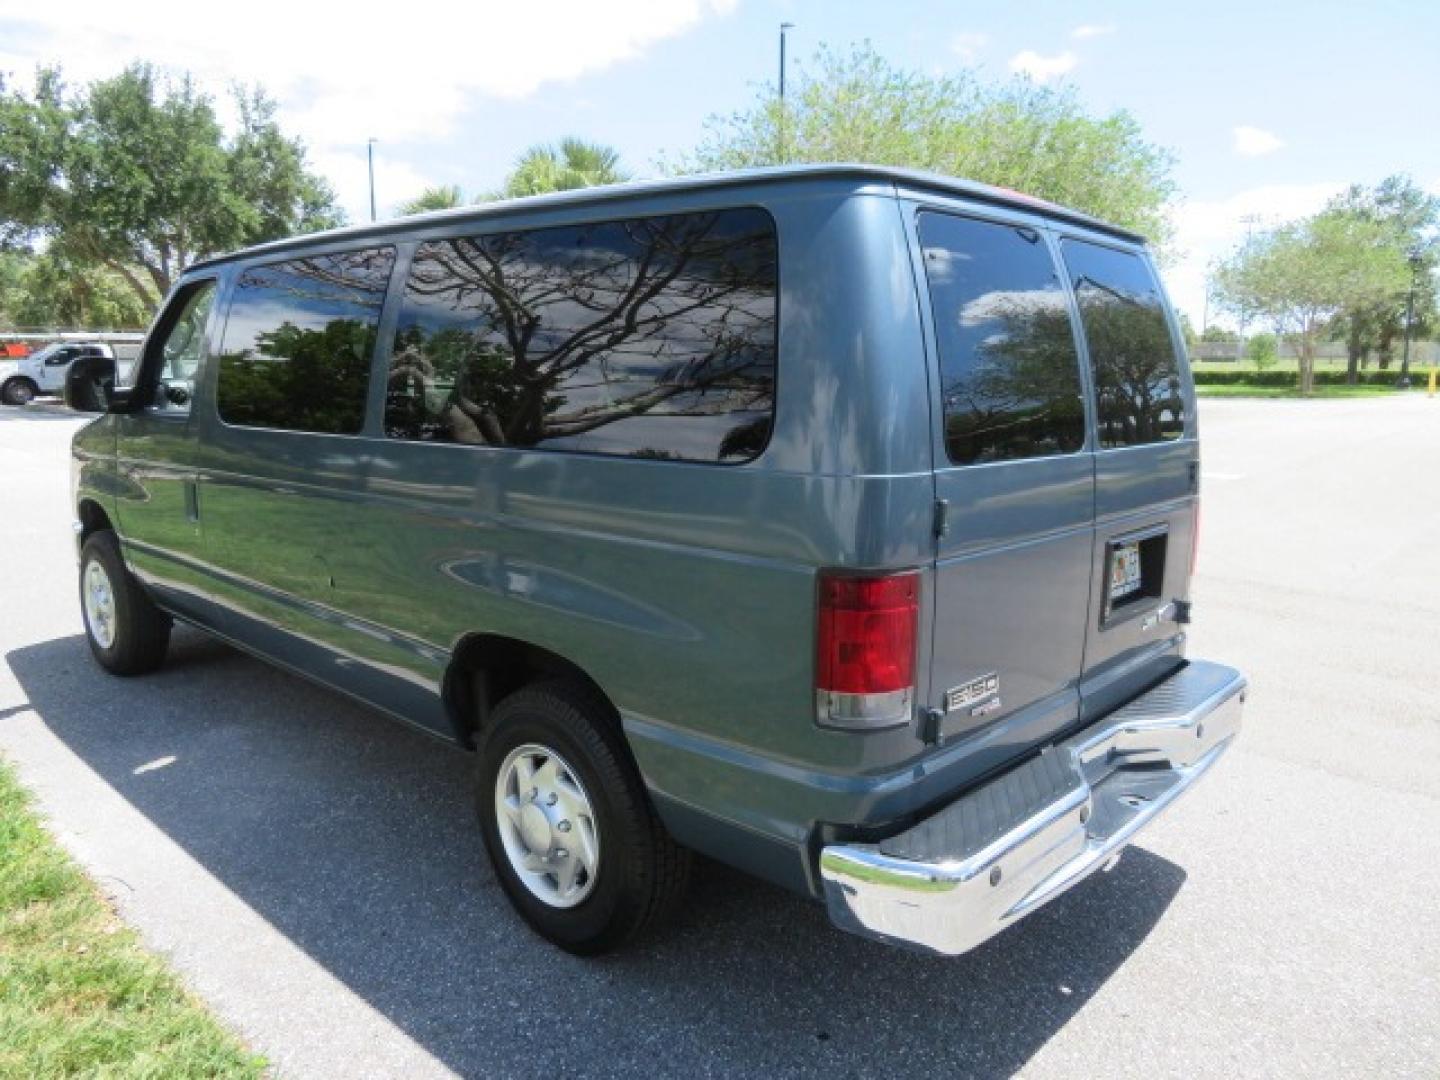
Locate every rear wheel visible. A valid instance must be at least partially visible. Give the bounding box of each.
[476,681,691,954]
[2,378,37,406]
[79,530,171,675]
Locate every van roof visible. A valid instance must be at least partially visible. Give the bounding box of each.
[188,164,1146,272]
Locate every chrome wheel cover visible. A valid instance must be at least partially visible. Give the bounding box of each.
[83,558,117,649]
[494,743,600,909]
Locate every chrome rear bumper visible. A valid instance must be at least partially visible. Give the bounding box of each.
[820,659,1245,956]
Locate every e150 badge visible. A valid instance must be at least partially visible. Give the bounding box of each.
[945,672,1000,716]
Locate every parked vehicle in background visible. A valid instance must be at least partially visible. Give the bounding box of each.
[69,165,1245,956]
[1,342,115,405]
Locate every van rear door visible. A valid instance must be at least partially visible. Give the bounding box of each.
[911,207,1095,761]
[1056,235,1197,719]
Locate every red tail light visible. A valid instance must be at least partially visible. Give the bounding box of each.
[816,570,918,730]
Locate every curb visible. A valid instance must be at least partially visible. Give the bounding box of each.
[19,399,92,417]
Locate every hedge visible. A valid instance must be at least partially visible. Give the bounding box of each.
[1192,368,1436,387]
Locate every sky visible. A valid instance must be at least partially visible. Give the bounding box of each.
[2,0,1438,327]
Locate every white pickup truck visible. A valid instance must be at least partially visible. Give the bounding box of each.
[0,343,117,406]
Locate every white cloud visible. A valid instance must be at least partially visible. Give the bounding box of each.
[959,288,1067,326]
[1008,50,1078,83]
[1071,24,1115,39]
[1164,182,1344,326]
[0,0,734,221]
[951,32,990,62]
[1232,125,1285,157]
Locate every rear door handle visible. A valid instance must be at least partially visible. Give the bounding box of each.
[184,478,199,523]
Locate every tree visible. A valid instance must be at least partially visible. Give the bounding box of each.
[399,185,466,215]
[397,140,628,215]
[1245,332,1278,372]
[669,45,1177,244]
[1325,176,1438,378]
[0,64,340,314]
[495,138,629,199]
[1200,325,1239,344]
[0,250,150,329]
[1213,211,1409,394]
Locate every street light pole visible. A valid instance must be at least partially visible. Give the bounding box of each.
[779,22,793,102]
[1236,214,1263,362]
[367,138,378,223]
[778,22,794,164]
[1397,251,1421,389]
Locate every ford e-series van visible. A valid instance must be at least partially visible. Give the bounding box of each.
[70,166,1245,955]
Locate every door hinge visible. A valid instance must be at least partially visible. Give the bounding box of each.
[932,498,950,538]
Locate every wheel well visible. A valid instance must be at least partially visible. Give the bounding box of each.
[77,499,114,544]
[3,375,38,390]
[443,634,615,750]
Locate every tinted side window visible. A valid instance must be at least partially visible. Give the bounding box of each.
[918,212,1086,466]
[217,248,395,434]
[144,280,216,416]
[385,208,777,462]
[1061,240,1185,449]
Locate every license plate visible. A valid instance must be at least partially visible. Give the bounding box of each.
[1110,542,1142,601]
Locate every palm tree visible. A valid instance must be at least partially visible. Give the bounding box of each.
[398,185,466,216]
[496,139,630,199]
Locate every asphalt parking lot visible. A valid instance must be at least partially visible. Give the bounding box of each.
[1,396,1437,1078]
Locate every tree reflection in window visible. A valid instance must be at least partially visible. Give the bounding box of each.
[919,212,1086,466]
[217,248,395,434]
[385,209,777,462]
[1061,240,1185,449]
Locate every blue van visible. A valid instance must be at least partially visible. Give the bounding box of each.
[70,166,1245,955]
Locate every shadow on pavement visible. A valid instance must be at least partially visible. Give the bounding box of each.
[7,629,1185,1078]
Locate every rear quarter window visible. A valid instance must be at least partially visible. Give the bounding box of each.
[1060,240,1186,449]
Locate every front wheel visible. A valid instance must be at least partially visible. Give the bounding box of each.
[476,681,691,954]
[2,378,37,406]
[79,530,171,675]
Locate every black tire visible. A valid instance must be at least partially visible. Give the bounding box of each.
[2,378,37,406]
[476,680,691,955]
[79,530,171,676]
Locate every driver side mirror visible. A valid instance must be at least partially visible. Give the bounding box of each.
[63,355,121,413]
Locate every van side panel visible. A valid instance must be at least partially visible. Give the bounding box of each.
[323,188,938,889]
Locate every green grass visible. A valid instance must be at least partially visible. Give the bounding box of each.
[1195,382,1423,398]
[0,756,264,1079]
